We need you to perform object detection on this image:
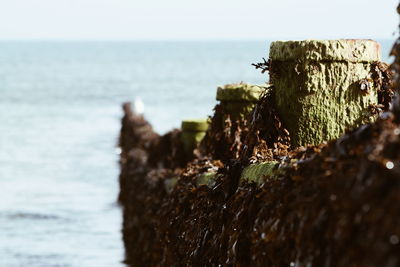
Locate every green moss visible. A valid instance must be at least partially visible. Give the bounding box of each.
[181,119,209,153]
[181,131,206,153]
[270,39,381,62]
[216,83,267,102]
[270,40,380,146]
[181,119,210,132]
[223,101,259,119]
[216,83,270,120]
[240,161,278,184]
[196,172,217,187]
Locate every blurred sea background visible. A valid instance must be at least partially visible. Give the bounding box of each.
[0,40,393,266]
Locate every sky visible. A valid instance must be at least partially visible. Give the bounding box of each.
[0,0,398,40]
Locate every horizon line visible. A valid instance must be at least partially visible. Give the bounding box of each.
[0,37,395,42]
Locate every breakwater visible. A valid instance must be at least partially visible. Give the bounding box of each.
[118,36,398,266]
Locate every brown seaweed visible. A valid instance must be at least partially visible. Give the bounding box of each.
[118,6,400,266]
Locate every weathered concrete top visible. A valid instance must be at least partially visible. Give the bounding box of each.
[181,119,209,132]
[216,83,266,102]
[270,39,381,62]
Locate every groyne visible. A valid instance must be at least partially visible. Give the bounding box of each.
[118,34,398,266]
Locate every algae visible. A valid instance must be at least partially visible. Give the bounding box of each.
[270,39,381,62]
[216,83,269,119]
[270,40,381,146]
[216,83,266,102]
[182,119,209,131]
[118,33,396,267]
[181,119,209,153]
[240,161,278,184]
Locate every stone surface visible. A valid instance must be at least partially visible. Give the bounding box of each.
[181,131,207,153]
[270,39,380,146]
[241,161,278,184]
[216,83,269,120]
[270,39,381,62]
[181,119,209,132]
[216,83,266,102]
[181,119,209,153]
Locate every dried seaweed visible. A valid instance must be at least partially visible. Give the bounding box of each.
[371,61,394,111]
[252,58,270,74]
[240,88,291,165]
[119,9,400,266]
[118,102,191,265]
[199,103,250,163]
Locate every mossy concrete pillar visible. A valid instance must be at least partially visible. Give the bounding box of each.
[181,119,209,153]
[216,83,267,120]
[269,39,381,146]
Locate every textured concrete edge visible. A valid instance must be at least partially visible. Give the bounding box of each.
[216,83,270,102]
[182,119,210,132]
[270,39,381,62]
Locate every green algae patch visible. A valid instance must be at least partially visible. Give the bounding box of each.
[182,119,210,132]
[216,83,266,102]
[241,161,278,184]
[269,39,381,146]
[196,171,217,187]
[181,119,209,153]
[216,83,270,120]
[181,131,207,153]
[270,39,381,62]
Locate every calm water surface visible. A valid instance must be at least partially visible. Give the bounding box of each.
[0,40,393,266]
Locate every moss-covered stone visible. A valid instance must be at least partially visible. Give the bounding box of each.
[240,161,278,184]
[216,83,265,102]
[181,131,206,153]
[270,39,381,62]
[182,119,209,132]
[216,83,269,119]
[181,119,209,153]
[269,39,381,146]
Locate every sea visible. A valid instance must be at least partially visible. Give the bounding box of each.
[0,40,393,267]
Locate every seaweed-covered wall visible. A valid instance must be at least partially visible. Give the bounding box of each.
[119,101,399,267]
[118,28,397,267]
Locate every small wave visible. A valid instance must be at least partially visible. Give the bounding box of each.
[6,212,60,220]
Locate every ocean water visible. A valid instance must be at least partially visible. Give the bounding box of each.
[0,40,393,266]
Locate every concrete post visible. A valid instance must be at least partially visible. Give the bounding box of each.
[181,119,209,153]
[216,83,267,120]
[269,39,381,146]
